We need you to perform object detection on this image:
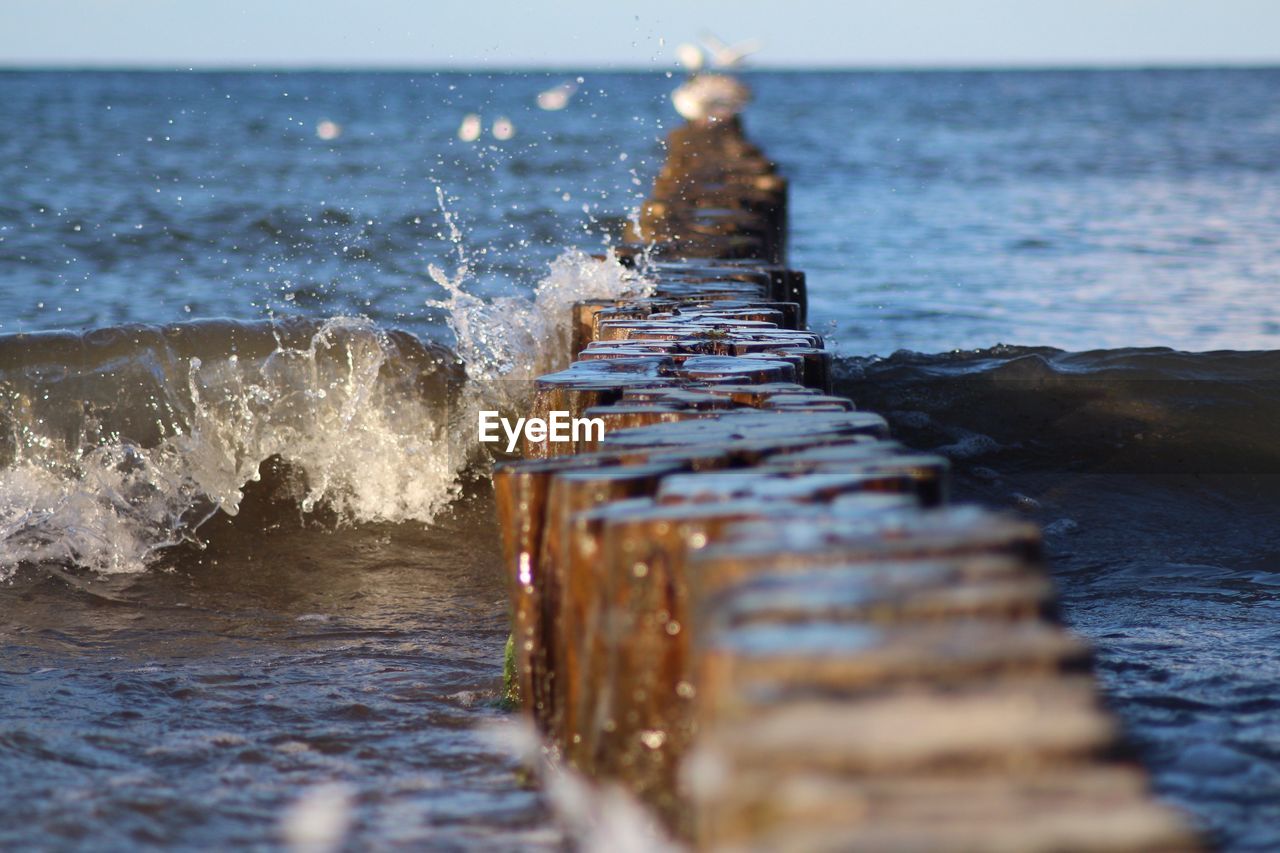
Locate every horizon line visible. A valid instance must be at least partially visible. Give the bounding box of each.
[3,58,1280,74]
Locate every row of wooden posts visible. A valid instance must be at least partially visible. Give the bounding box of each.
[493,115,1202,849]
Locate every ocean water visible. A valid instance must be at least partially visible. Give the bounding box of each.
[2,68,1279,849]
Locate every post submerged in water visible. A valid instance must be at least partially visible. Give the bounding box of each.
[491,74,1204,851]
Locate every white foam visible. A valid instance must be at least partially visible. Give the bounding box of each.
[0,227,646,577]
[428,184,650,412]
[0,317,462,577]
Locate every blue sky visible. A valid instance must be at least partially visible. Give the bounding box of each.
[3,0,1279,69]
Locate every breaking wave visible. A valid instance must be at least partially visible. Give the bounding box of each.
[0,249,644,577]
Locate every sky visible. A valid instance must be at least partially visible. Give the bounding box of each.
[2,0,1279,69]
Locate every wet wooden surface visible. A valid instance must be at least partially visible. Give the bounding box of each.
[491,114,1203,850]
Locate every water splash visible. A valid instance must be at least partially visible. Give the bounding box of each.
[0,198,645,576]
[427,185,651,404]
[0,318,463,577]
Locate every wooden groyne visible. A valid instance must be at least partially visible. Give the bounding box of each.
[494,110,1202,849]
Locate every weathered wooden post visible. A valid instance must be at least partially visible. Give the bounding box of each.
[489,79,1202,851]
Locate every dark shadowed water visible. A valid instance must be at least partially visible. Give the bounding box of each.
[2,68,1280,849]
[2,481,559,850]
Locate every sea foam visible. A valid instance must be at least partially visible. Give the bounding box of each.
[0,249,646,577]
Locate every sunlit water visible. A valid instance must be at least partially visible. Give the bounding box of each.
[2,69,1280,849]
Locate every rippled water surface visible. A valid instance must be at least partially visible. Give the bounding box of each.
[1,482,558,850]
[2,69,1280,850]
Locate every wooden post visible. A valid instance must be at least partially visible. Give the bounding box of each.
[486,101,1202,851]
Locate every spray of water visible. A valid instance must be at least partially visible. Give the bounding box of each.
[0,198,647,577]
[0,318,462,576]
[427,184,651,408]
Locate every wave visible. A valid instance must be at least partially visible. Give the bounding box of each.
[833,345,1280,476]
[21,313,1264,579]
[0,249,644,577]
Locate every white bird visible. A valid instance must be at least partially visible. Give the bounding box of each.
[672,73,751,123]
[699,32,762,69]
[675,42,705,73]
[671,33,759,123]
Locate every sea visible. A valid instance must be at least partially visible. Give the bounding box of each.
[2,68,1279,850]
